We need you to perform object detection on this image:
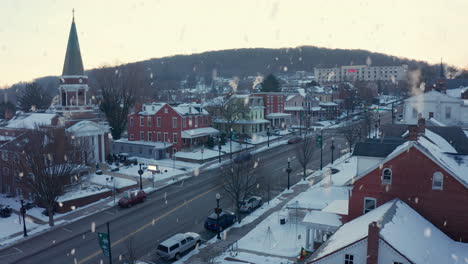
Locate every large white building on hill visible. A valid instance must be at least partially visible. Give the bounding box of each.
[314,65,408,83]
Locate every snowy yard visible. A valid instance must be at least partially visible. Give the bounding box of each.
[88,173,137,189]
[215,251,293,264]
[0,214,39,241]
[114,162,186,182]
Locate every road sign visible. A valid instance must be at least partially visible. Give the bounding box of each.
[98,232,110,257]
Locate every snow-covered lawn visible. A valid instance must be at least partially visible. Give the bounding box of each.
[116,163,185,182]
[88,173,137,189]
[237,209,308,258]
[247,134,280,145]
[57,185,109,203]
[0,215,39,240]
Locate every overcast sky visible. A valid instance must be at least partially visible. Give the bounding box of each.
[1,0,466,86]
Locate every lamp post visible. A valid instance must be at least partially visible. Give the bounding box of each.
[138,164,144,190]
[217,135,222,163]
[20,200,27,237]
[320,129,323,170]
[286,158,292,190]
[331,137,335,164]
[267,127,270,147]
[215,193,222,239]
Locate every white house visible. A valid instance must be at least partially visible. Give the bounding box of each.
[307,199,468,264]
[402,90,468,128]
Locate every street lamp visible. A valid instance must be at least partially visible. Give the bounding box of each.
[217,135,222,163]
[215,193,222,239]
[331,137,335,164]
[138,164,144,190]
[267,127,270,147]
[286,158,292,190]
[20,200,27,237]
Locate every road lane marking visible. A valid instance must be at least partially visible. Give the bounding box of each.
[78,184,221,264]
[62,228,73,233]
[0,247,23,258]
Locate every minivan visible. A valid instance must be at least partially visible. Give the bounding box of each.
[156,232,201,260]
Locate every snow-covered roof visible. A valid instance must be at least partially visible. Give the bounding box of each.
[322,200,349,215]
[446,86,468,98]
[213,119,270,125]
[66,120,109,137]
[173,104,209,115]
[427,118,446,127]
[310,199,468,263]
[266,113,291,118]
[288,186,349,210]
[319,102,338,106]
[139,103,166,115]
[6,113,60,129]
[0,135,16,141]
[405,90,462,104]
[284,106,305,111]
[113,138,172,149]
[181,127,219,139]
[349,134,468,187]
[302,211,342,229]
[297,88,306,97]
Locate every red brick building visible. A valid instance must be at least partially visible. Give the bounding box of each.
[253,92,291,129]
[126,103,218,156]
[347,136,468,242]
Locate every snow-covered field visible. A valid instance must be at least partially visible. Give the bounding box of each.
[115,162,186,182]
[57,185,109,203]
[88,173,137,189]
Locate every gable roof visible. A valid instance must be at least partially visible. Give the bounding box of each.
[353,140,405,158]
[380,124,468,154]
[347,137,468,188]
[5,113,60,129]
[309,199,468,264]
[404,90,462,104]
[66,120,108,136]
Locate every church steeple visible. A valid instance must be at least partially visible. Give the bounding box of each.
[62,10,84,76]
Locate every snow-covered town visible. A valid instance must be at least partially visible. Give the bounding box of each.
[1,2,468,264]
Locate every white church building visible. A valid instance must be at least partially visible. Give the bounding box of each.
[402,90,468,128]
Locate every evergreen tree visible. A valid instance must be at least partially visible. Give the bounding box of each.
[206,136,215,149]
[18,82,52,112]
[260,74,281,92]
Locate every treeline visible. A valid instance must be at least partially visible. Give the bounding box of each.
[1,46,455,104]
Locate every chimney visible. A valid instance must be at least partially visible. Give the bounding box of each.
[462,89,468,100]
[408,125,419,141]
[417,117,426,134]
[366,221,380,264]
[134,103,142,114]
[4,108,13,121]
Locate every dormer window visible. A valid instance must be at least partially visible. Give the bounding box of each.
[432,172,443,190]
[382,168,392,184]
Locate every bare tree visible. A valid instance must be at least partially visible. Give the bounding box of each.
[124,236,137,264]
[6,128,85,226]
[338,122,362,152]
[360,111,373,139]
[295,136,315,180]
[213,97,250,135]
[93,63,149,140]
[221,157,258,223]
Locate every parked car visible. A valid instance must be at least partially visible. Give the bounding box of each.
[156,232,201,260]
[287,137,303,144]
[239,196,262,213]
[118,190,146,208]
[0,206,12,218]
[110,167,119,172]
[234,152,252,163]
[204,211,237,232]
[95,170,103,175]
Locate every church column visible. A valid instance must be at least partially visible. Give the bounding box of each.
[59,88,63,106]
[76,89,78,106]
[65,91,68,106]
[100,134,105,163]
[84,89,87,105]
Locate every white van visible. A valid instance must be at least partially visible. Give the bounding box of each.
[156,232,201,260]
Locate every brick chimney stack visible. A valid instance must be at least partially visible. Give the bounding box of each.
[367,221,380,264]
[417,117,426,134]
[408,125,419,141]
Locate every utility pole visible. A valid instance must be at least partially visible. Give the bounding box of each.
[320,129,323,170]
[107,222,113,264]
[286,158,292,190]
[20,200,27,237]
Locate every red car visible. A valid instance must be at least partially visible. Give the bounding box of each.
[287,137,303,144]
[118,190,147,208]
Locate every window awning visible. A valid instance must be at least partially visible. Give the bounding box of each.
[181,127,220,139]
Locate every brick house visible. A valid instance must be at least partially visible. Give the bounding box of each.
[125,102,218,157]
[345,123,468,242]
[253,92,291,129]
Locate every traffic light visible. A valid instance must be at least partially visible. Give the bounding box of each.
[215,207,222,214]
[316,135,322,148]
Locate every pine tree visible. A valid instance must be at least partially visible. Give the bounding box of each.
[260,74,280,92]
[18,82,52,112]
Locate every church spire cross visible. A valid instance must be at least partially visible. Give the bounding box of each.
[72,8,75,21]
